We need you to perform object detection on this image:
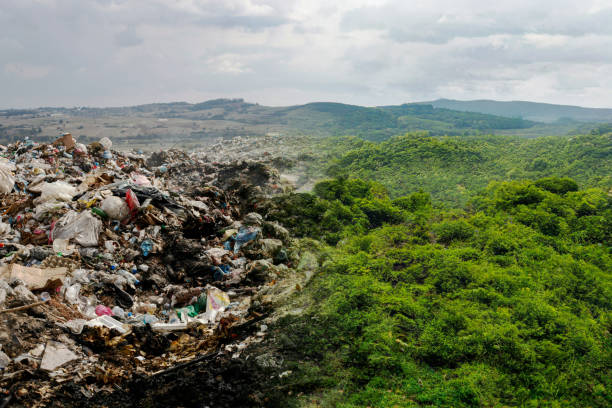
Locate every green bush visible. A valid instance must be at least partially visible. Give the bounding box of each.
[265,178,612,407]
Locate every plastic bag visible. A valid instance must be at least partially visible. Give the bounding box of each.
[34,201,65,220]
[130,173,151,186]
[52,210,101,247]
[100,196,129,220]
[53,238,74,255]
[0,161,15,194]
[125,189,140,217]
[0,220,11,237]
[95,305,113,316]
[99,137,112,150]
[205,287,230,323]
[74,143,88,154]
[64,283,81,304]
[234,226,260,253]
[36,181,77,204]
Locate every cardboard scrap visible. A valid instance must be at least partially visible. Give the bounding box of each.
[0,264,68,290]
[54,133,75,150]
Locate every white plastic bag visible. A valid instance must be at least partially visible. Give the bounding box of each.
[100,196,129,220]
[99,137,112,150]
[0,161,15,194]
[35,181,77,204]
[52,210,101,247]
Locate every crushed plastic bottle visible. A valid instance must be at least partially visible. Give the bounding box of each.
[140,239,153,257]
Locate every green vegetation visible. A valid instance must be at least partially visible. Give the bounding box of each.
[308,133,612,207]
[282,103,535,141]
[269,176,611,407]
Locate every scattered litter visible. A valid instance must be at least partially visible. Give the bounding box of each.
[0,134,297,405]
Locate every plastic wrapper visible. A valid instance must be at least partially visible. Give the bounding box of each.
[52,210,102,247]
[100,196,130,220]
[205,287,231,323]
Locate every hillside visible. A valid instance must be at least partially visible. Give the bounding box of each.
[304,133,612,207]
[0,99,537,148]
[428,99,612,123]
[263,176,611,407]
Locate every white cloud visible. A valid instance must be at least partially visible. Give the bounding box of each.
[1,0,612,108]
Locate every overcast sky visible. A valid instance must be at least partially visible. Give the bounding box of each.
[2,0,612,108]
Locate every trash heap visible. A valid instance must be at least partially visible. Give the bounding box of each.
[0,134,296,406]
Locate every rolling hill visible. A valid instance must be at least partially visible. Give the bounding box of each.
[0,99,538,148]
[428,98,612,123]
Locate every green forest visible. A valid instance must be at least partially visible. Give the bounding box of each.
[304,133,612,207]
[261,132,612,407]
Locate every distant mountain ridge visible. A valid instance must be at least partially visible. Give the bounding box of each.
[426,99,612,123]
[0,98,539,144]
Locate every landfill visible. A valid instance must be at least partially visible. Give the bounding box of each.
[0,133,307,407]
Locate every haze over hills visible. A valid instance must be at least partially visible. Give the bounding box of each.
[427,98,612,123]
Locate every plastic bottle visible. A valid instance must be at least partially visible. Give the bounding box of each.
[91,207,108,218]
[140,239,153,257]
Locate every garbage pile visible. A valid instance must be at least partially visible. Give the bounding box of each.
[0,134,297,406]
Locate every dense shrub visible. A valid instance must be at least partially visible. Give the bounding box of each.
[270,177,612,407]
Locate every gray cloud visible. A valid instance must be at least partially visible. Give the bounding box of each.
[1,0,612,108]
